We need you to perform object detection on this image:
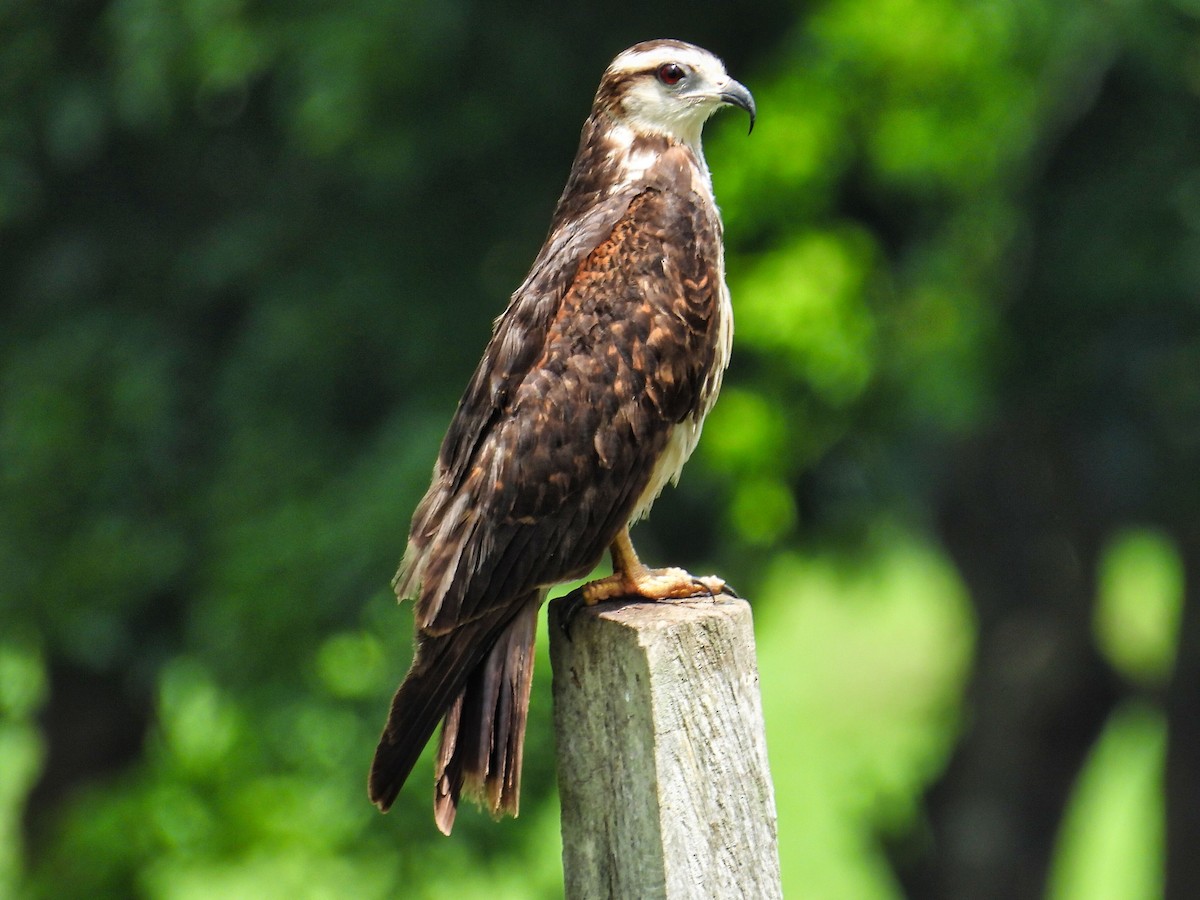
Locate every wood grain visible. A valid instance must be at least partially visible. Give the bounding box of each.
[549,594,782,899]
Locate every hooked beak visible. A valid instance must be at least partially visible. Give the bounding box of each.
[719,78,756,134]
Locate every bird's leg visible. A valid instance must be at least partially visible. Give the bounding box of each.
[580,527,727,605]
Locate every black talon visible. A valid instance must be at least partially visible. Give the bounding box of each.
[557,588,587,641]
[723,582,740,599]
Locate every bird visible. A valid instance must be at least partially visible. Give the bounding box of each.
[369,38,755,834]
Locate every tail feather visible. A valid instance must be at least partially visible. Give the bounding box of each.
[368,592,542,832]
[434,597,541,834]
[368,632,478,814]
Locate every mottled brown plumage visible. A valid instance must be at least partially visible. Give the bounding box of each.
[369,39,755,833]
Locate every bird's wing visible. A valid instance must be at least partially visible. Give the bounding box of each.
[399,150,722,636]
[437,188,638,486]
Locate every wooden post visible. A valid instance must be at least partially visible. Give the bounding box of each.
[548,594,782,900]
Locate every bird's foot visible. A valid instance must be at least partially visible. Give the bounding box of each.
[558,566,735,639]
[581,565,728,604]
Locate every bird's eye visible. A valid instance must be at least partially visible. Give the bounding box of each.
[656,63,685,86]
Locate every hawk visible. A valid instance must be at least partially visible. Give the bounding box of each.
[370,39,755,834]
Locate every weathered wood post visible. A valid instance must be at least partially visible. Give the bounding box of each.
[548,594,782,899]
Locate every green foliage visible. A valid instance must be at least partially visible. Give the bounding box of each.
[0,640,45,890]
[1094,529,1183,686]
[756,532,973,896]
[1048,704,1166,900]
[3,0,1198,896]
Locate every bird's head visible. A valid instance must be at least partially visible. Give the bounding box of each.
[595,40,756,149]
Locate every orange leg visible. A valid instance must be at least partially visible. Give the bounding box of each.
[580,527,727,604]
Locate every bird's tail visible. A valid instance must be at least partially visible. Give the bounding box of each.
[432,597,540,834]
[368,593,541,834]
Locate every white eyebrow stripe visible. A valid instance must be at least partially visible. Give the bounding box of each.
[608,46,725,77]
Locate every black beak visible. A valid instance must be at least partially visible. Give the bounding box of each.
[719,79,756,134]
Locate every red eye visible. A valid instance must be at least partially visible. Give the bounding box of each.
[656,63,685,86]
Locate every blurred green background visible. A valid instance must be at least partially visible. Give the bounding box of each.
[3,1,1198,897]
